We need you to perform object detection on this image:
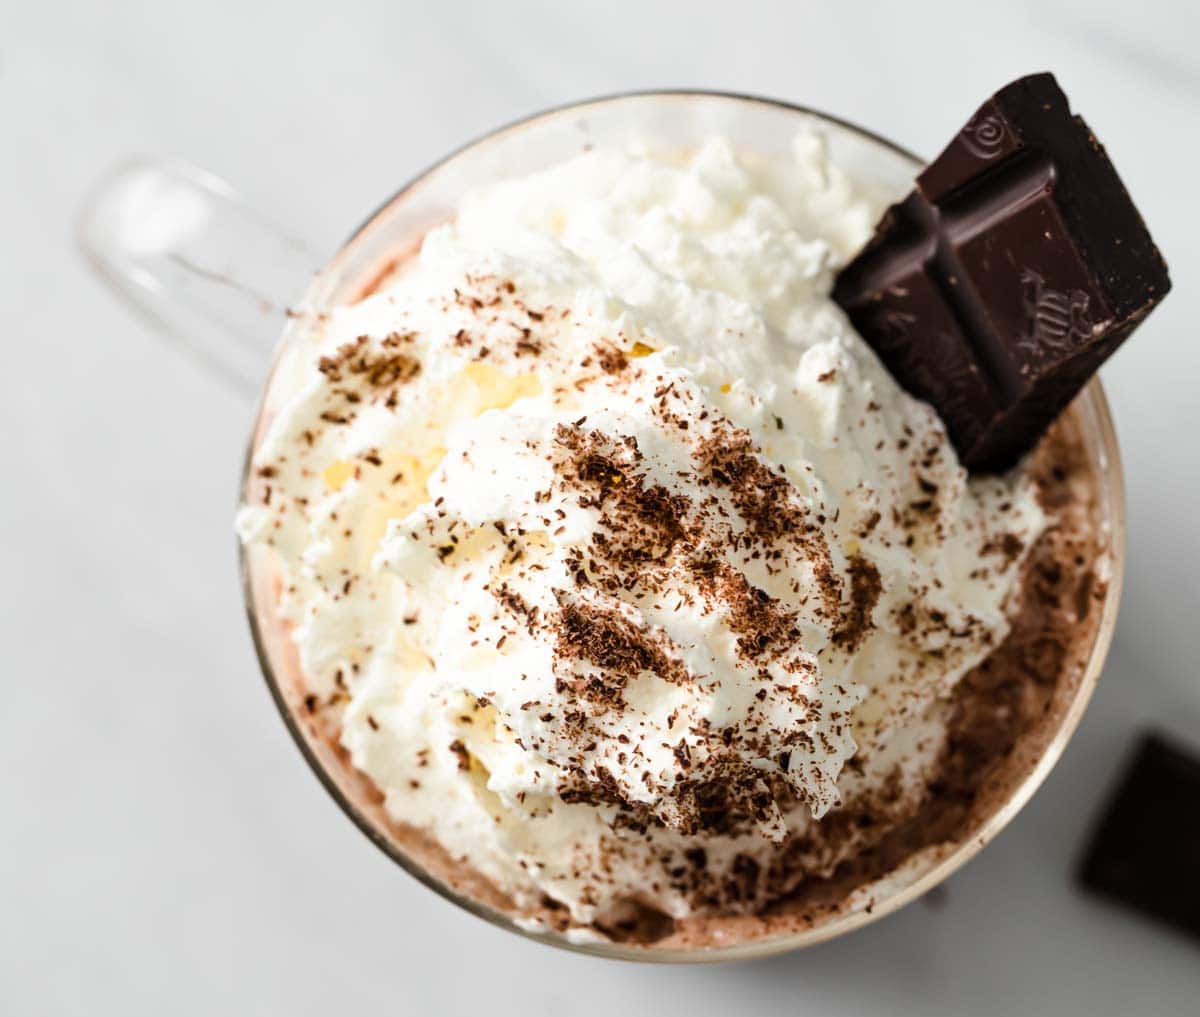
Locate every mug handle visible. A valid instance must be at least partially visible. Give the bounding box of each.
[77,158,321,398]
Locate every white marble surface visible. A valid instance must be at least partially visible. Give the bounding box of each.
[5,1,1200,1012]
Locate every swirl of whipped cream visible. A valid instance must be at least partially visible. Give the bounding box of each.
[237,135,1043,924]
[378,360,866,841]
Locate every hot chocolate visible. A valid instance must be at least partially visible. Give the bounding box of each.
[237,128,1114,951]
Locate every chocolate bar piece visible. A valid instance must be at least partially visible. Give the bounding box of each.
[833,73,1170,472]
[1078,733,1200,942]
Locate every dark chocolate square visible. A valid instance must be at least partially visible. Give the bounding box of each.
[834,73,1171,473]
[1078,732,1200,942]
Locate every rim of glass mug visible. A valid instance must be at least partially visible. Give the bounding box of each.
[239,90,1127,963]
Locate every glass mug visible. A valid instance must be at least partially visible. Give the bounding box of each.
[80,92,1125,962]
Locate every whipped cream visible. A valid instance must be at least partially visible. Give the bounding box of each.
[238,135,1044,927]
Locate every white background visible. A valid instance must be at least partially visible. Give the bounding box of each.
[5,1,1199,1013]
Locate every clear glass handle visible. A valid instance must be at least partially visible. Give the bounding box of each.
[77,158,321,398]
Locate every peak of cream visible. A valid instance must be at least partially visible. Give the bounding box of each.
[237,136,1044,926]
